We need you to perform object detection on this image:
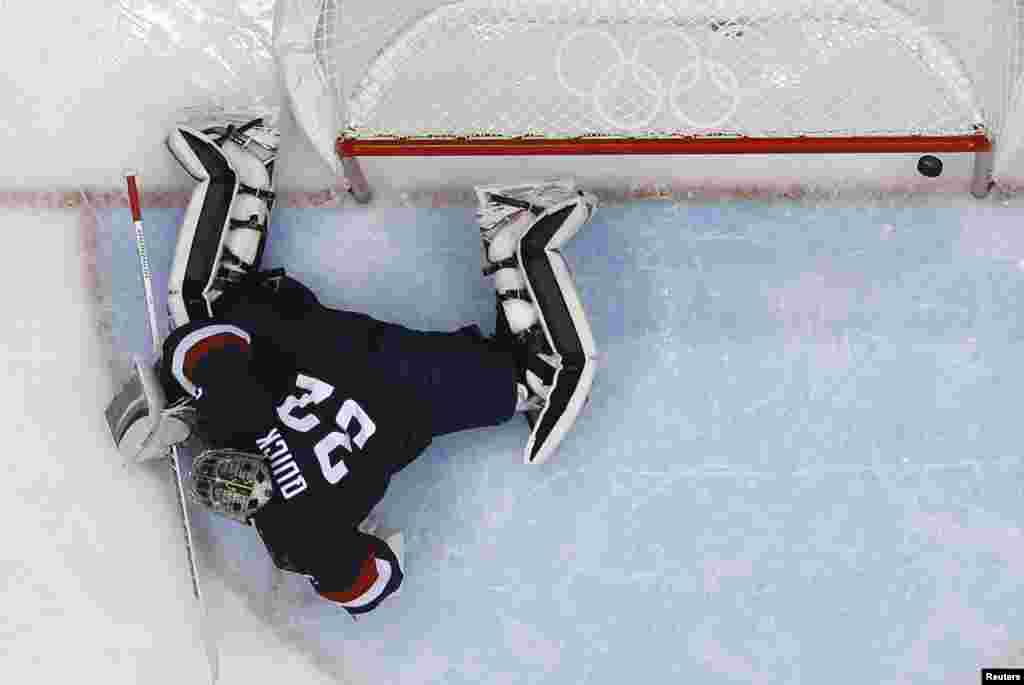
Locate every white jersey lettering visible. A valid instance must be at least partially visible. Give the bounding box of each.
[256,428,308,500]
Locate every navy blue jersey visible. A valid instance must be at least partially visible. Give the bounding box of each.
[161,283,429,612]
[160,276,518,613]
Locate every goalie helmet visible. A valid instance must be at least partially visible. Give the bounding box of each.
[187,449,274,524]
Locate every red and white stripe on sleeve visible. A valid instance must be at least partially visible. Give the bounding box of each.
[319,552,395,611]
[170,324,251,398]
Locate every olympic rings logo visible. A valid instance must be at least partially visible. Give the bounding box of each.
[554,27,747,131]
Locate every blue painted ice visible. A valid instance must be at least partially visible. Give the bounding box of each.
[99,197,1024,683]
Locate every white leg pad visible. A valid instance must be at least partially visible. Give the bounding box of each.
[476,180,599,465]
[518,201,598,465]
[166,120,277,327]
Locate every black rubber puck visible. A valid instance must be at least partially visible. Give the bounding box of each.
[917,155,943,178]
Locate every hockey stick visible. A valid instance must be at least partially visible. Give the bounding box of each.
[126,175,162,351]
[126,174,220,684]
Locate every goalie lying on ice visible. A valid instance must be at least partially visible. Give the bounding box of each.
[121,125,599,616]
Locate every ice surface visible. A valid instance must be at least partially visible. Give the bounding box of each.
[88,196,1024,683]
[6,0,1024,682]
[2,210,221,684]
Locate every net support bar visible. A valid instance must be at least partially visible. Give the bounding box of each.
[972,148,996,199]
[340,155,373,204]
[337,134,995,201]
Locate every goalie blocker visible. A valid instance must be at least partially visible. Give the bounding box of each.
[476,180,599,465]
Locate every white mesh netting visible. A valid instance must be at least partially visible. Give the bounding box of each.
[275,0,1023,166]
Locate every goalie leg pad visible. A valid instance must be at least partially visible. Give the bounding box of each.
[476,181,598,465]
[167,119,278,327]
[518,199,598,465]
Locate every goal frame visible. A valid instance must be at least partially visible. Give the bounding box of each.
[270,0,1016,203]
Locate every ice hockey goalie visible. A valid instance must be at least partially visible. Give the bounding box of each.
[111,153,598,616]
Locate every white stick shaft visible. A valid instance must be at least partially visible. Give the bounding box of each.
[133,219,162,352]
[125,175,218,683]
[126,175,162,352]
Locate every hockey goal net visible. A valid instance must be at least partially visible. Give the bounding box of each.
[274,0,1024,199]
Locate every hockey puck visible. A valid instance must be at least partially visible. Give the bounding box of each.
[917,155,943,178]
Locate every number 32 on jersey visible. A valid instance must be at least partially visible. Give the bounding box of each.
[275,373,376,484]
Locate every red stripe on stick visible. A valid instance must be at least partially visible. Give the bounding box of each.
[126,175,142,222]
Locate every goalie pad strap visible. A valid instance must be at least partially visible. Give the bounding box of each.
[213,274,243,291]
[524,353,556,386]
[485,192,544,215]
[218,249,251,270]
[209,118,265,148]
[230,216,266,233]
[497,288,532,304]
[239,182,275,202]
[483,255,519,276]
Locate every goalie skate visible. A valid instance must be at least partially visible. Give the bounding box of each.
[167,114,279,326]
[476,179,598,465]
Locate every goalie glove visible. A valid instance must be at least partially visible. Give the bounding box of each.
[105,357,195,464]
